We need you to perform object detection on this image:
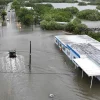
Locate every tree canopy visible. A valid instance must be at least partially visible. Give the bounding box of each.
[78,2,87,6]
[18,8,34,26]
[64,7,79,15]
[96,5,100,10]
[42,8,73,22]
[28,0,78,3]
[11,0,20,11]
[77,9,100,21]
[1,10,7,21]
[0,0,12,5]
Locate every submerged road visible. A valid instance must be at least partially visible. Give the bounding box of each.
[0,3,100,100]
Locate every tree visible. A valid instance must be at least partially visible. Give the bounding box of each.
[65,7,79,15]
[78,2,87,6]
[40,20,64,30]
[11,0,20,11]
[96,5,100,10]
[74,24,88,34]
[18,8,34,26]
[64,22,75,32]
[72,17,81,25]
[23,14,34,26]
[77,9,100,21]
[42,8,73,22]
[1,10,7,22]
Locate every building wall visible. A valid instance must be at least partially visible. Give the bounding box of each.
[66,45,80,62]
[55,37,80,62]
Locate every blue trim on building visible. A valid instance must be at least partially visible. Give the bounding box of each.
[67,45,80,58]
[55,37,67,48]
[55,37,80,58]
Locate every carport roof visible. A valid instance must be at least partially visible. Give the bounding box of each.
[74,57,100,76]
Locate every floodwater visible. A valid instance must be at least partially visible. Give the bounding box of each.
[82,20,100,28]
[0,3,100,100]
[42,2,96,11]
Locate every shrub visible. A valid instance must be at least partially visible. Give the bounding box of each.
[40,20,64,30]
[78,2,87,6]
[42,8,73,22]
[64,22,75,32]
[73,24,88,34]
[72,18,81,25]
[96,5,100,10]
[64,7,79,15]
[77,9,100,21]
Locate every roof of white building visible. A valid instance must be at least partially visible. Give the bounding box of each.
[70,43,100,55]
[21,7,33,10]
[56,22,67,24]
[74,58,100,76]
[55,35,100,54]
[55,35,99,45]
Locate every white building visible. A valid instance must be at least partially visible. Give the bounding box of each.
[55,35,100,88]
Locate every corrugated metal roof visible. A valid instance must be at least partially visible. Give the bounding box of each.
[55,35,100,67]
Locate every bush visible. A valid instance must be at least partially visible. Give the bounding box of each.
[64,7,79,15]
[28,0,78,3]
[35,4,53,15]
[74,24,88,34]
[64,18,81,32]
[64,22,75,32]
[72,18,81,25]
[65,20,88,35]
[78,2,87,6]
[40,20,64,30]
[77,9,100,21]
[42,8,73,22]
[87,2,100,5]
[97,38,100,42]
[88,32,100,40]
[18,8,34,26]
[96,5,100,10]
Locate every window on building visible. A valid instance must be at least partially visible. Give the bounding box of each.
[73,56,76,59]
[60,43,62,47]
[58,42,59,46]
[56,40,58,43]
[62,46,65,51]
[67,50,70,56]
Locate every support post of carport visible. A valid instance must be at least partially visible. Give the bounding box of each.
[82,70,83,78]
[75,65,77,69]
[90,76,93,89]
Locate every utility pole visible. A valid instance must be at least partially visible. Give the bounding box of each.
[1,22,3,37]
[29,41,31,71]
[32,23,33,31]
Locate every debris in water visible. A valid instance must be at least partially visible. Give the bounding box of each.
[49,94,54,98]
